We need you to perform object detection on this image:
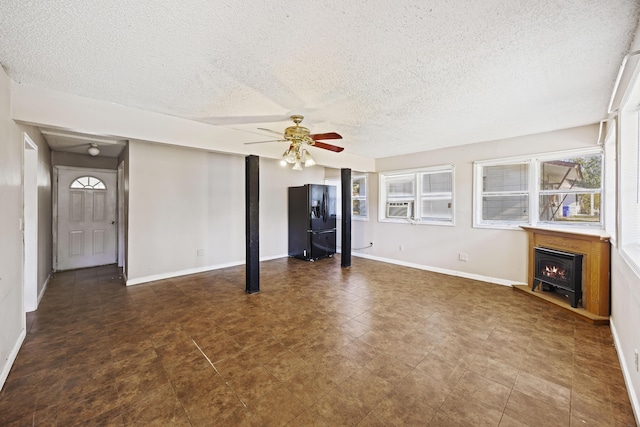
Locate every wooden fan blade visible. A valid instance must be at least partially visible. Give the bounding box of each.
[310,132,342,140]
[312,141,344,152]
[257,128,285,137]
[244,139,286,145]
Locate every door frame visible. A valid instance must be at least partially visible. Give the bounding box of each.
[23,133,38,312]
[53,165,119,271]
[117,161,125,270]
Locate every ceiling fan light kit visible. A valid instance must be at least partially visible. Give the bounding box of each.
[246,115,344,170]
[281,142,317,169]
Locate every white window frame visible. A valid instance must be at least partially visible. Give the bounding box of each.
[602,118,618,247]
[351,175,368,221]
[474,148,604,230]
[70,175,107,190]
[379,165,455,226]
[324,175,369,221]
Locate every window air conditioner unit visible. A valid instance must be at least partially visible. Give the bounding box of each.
[386,201,413,219]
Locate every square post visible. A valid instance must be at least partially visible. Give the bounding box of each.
[245,155,260,293]
[341,168,352,267]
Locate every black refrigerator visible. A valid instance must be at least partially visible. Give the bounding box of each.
[288,184,337,261]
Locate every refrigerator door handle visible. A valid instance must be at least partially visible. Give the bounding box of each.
[321,189,328,223]
[308,229,335,234]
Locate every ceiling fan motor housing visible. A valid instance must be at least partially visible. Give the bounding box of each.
[284,125,310,140]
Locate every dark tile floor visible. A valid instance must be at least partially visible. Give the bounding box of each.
[0,257,636,426]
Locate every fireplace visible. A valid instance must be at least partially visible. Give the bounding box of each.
[532,247,583,308]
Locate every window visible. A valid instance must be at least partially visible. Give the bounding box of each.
[379,165,454,225]
[324,174,369,220]
[70,176,106,189]
[538,155,601,223]
[351,175,368,220]
[474,149,603,229]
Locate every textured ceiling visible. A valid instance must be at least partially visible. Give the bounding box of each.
[1,1,639,159]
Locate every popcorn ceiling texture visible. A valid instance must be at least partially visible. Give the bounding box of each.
[0,1,638,158]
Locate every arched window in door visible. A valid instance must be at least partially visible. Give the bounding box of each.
[70,176,106,190]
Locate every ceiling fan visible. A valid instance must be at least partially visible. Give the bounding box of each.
[245,115,344,170]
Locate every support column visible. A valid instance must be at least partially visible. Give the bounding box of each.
[341,168,352,268]
[245,155,260,293]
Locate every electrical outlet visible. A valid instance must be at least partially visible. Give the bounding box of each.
[459,253,468,262]
[635,349,638,372]
[399,245,404,251]
[197,249,205,257]
[370,242,374,247]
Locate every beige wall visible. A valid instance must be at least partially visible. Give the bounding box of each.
[0,67,26,388]
[354,125,600,285]
[126,140,325,284]
[0,68,55,390]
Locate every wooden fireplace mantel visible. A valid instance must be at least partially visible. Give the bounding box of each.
[520,226,611,318]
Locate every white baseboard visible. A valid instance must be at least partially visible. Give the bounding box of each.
[610,320,640,426]
[126,254,288,286]
[351,252,525,287]
[0,327,26,392]
[36,273,50,307]
[125,252,522,289]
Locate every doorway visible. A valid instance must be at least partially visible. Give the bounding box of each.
[53,166,117,271]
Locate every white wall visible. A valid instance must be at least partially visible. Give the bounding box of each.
[610,251,640,420]
[353,125,601,285]
[0,67,26,389]
[608,26,640,420]
[126,140,324,284]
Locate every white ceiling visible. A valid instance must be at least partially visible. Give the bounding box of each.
[0,1,638,160]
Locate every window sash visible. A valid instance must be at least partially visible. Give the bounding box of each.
[481,194,529,223]
[386,175,415,198]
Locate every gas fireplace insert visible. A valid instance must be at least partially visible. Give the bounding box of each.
[532,246,583,308]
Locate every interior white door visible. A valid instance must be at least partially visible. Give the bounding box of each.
[56,168,117,270]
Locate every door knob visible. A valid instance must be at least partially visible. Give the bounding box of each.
[111,220,116,225]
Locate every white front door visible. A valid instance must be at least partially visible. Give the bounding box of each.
[56,167,117,271]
